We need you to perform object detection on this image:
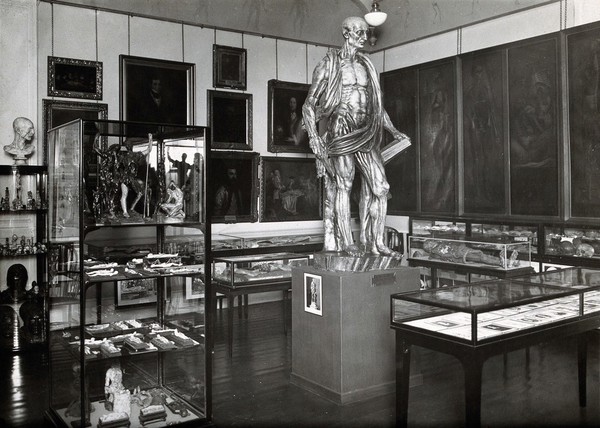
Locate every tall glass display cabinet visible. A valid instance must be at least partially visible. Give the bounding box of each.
[45,120,211,428]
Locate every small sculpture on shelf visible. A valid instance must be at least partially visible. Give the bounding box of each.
[2,187,9,211]
[159,180,185,219]
[26,191,34,210]
[4,117,35,165]
[104,361,131,415]
[0,263,28,304]
[64,362,94,421]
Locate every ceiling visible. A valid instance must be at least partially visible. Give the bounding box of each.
[53,0,557,51]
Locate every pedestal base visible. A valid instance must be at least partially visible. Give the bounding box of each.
[291,266,420,404]
[312,251,403,272]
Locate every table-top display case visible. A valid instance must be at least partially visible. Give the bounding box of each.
[470,221,539,255]
[391,267,600,344]
[211,229,323,257]
[542,223,600,266]
[391,267,600,427]
[408,236,532,271]
[410,218,467,239]
[212,252,311,288]
[45,119,211,428]
[0,164,48,351]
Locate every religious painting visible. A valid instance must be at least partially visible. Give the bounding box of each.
[303,272,322,316]
[381,66,418,214]
[47,56,103,100]
[260,157,322,222]
[418,59,457,214]
[267,80,311,153]
[208,90,253,150]
[209,151,259,223]
[120,55,194,127]
[462,50,506,215]
[508,37,559,217]
[567,25,600,218]
[213,45,247,90]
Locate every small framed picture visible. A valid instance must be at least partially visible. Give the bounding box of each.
[208,90,253,150]
[185,276,205,300]
[304,273,322,316]
[260,156,322,222]
[48,56,103,100]
[213,45,247,90]
[115,278,157,308]
[209,151,259,223]
[268,80,311,153]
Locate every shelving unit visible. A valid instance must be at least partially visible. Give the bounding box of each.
[45,119,211,427]
[0,164,48,351]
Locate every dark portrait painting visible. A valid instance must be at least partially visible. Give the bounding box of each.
[419,60,456,214]
[268,80,311,153]
[213,45,247,90]
[209,151,259,223]
[381,67,418,213]
[568,26,600,218]
[208,90,253,150]
[462,50,506,214]
[508,38,559,217]
[260,157,322,222]
[120,55,194,126]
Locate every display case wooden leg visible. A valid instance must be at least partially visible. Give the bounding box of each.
[577,333,588,407]
[396,335,411,427]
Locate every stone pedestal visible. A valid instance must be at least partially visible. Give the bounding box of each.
[290,265,420,404]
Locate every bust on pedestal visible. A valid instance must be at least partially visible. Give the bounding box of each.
[4,117,35,165]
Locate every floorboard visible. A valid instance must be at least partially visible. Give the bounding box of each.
[0,301,598,427]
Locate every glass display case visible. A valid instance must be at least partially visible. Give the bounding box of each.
[391,267,600,344]
[211,229,324,257]
[45,119,211,428]
[0,164,47,351]
[212,252,311,287]
[410,218,467,238]
[470,221,539,256]
[408,236,532,270]
[542,223,600,266]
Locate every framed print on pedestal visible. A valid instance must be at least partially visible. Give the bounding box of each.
[208,90,252,150]
[47,56,103,100]
[213,45,247,90]
[120,55,194,126]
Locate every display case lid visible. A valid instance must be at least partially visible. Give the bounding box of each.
[393,278,594,314]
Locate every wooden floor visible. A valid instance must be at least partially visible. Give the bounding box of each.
[1,301,599,427]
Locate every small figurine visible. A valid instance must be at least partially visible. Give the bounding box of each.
[159,181,185,218]
[4,117,35,165]
[26,191,34,210]
[104,361,130,416]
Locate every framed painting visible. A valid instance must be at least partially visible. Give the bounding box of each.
[208,90,252,150]
[47,56,102,100]
[418,59,457,214]
[213,45,247,90]
[381,66,418,214]
[567,24,600,218]
[185,276,205,300]
[267,80,311,153]
[209,151,259,223]
[461,49,506,215]
[303,272,322,316]
[120,55,194,126]
[260,157,322,222]
[115,278,157,307]
[508,37,559,217]
[42,99,108,166]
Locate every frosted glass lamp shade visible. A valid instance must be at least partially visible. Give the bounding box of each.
[364,11,387,27]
